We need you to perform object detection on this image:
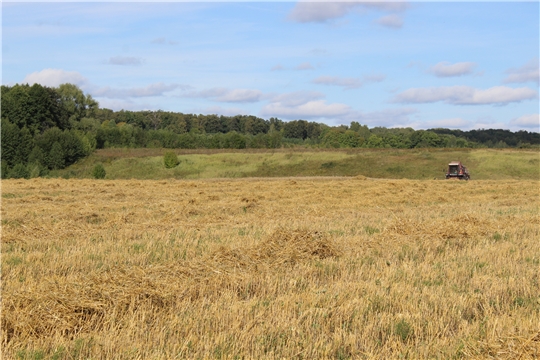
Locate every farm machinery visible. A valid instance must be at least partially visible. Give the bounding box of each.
[445,161,470,180]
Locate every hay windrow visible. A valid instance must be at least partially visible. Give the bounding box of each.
[2,229,341,343]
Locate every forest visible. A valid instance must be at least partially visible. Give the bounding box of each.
[1,83,539,178]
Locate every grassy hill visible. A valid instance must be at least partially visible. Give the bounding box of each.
[52,148,540,180]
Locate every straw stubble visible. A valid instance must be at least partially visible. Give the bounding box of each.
[2,177,539,358]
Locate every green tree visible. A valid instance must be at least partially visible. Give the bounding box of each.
[48,141,65,169]
[339,130,360,147]
[1,160,9,179]
[1,118,21,166]
[18,127,34,164]
[28,146,46,167]
[366,134,384,148]
[57,83,98,123]
[8,163,30,179]
[163,151,180,168]
[60,130,85,165]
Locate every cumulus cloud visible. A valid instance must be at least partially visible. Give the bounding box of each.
[22,68,88,87]
[288,3,359,23]
[510,114,539,129]
[313,76,363,89]
[355,107,417,127]
[421,118,471,129]
[288,2,408,23]
[376,14,403,29]
[295,62,314,70]
[429,61,476,77]
[394,85,537,106]
[261,100,352,119]
[260,91,352,120]
[313,74,385,89]
[94,82,185,98]
[268,91,325,107]
[106,56,143,66]
[185,87,263,103]
[503,58,539,85]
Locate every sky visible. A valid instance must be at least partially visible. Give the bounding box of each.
[2,1,539,132]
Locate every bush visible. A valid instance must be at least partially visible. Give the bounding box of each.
[27,162,47,178]
[92,163,106,179]
[8,163,30,179]
[163,151,179,168]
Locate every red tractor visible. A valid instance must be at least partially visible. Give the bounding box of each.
[445,161,470,180]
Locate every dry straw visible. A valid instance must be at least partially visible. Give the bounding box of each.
[2,178,539,358]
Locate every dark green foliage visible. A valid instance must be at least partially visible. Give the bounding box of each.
[1,118,21,166]
[27,161,48,178]
[92,163,106,179]
[57,83,98,122]
[163,151,180,168]
[28,146,46,166]
[7,163,30,179]
[60,130,85,165]
[0,84,68,134]
[18,127,34,164]
[431,128,540,147]
[1,160,9,179]
[48,142,65,170]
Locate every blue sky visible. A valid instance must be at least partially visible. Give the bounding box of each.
[2,1,539,132]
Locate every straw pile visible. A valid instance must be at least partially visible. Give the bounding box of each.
[3,229,341,344]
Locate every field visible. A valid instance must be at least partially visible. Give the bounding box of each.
[2,174,539,359]
[53,148,540,180]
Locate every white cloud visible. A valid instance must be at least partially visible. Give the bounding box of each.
[185,87,263,103]
[151,37,177,45]
[355,107,417,127]
[268,91,325,107]
[287,2,408,23]
[376,14,403,29]
[394,85,537,105]
[261,100,352,119]
[422,118,471,129]
[510,114,539,129]
[106,56,143,66]
[94,82,185,98]
[314,76,363,89]
[429,61,476,77]
[295,62,314,70]
[260,91,352,120]
[287,3,358,23]
[313,74,385,89]
[503,58,539,85]
[22,68,88,87]
[217,89,263,103]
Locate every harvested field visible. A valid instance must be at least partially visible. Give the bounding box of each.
[2,177,539,359]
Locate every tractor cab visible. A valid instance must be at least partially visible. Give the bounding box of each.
[446,161,470,180]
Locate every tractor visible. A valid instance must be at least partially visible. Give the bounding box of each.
[445,161,470,180]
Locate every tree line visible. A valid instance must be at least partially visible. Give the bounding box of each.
[2,83,538,178]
